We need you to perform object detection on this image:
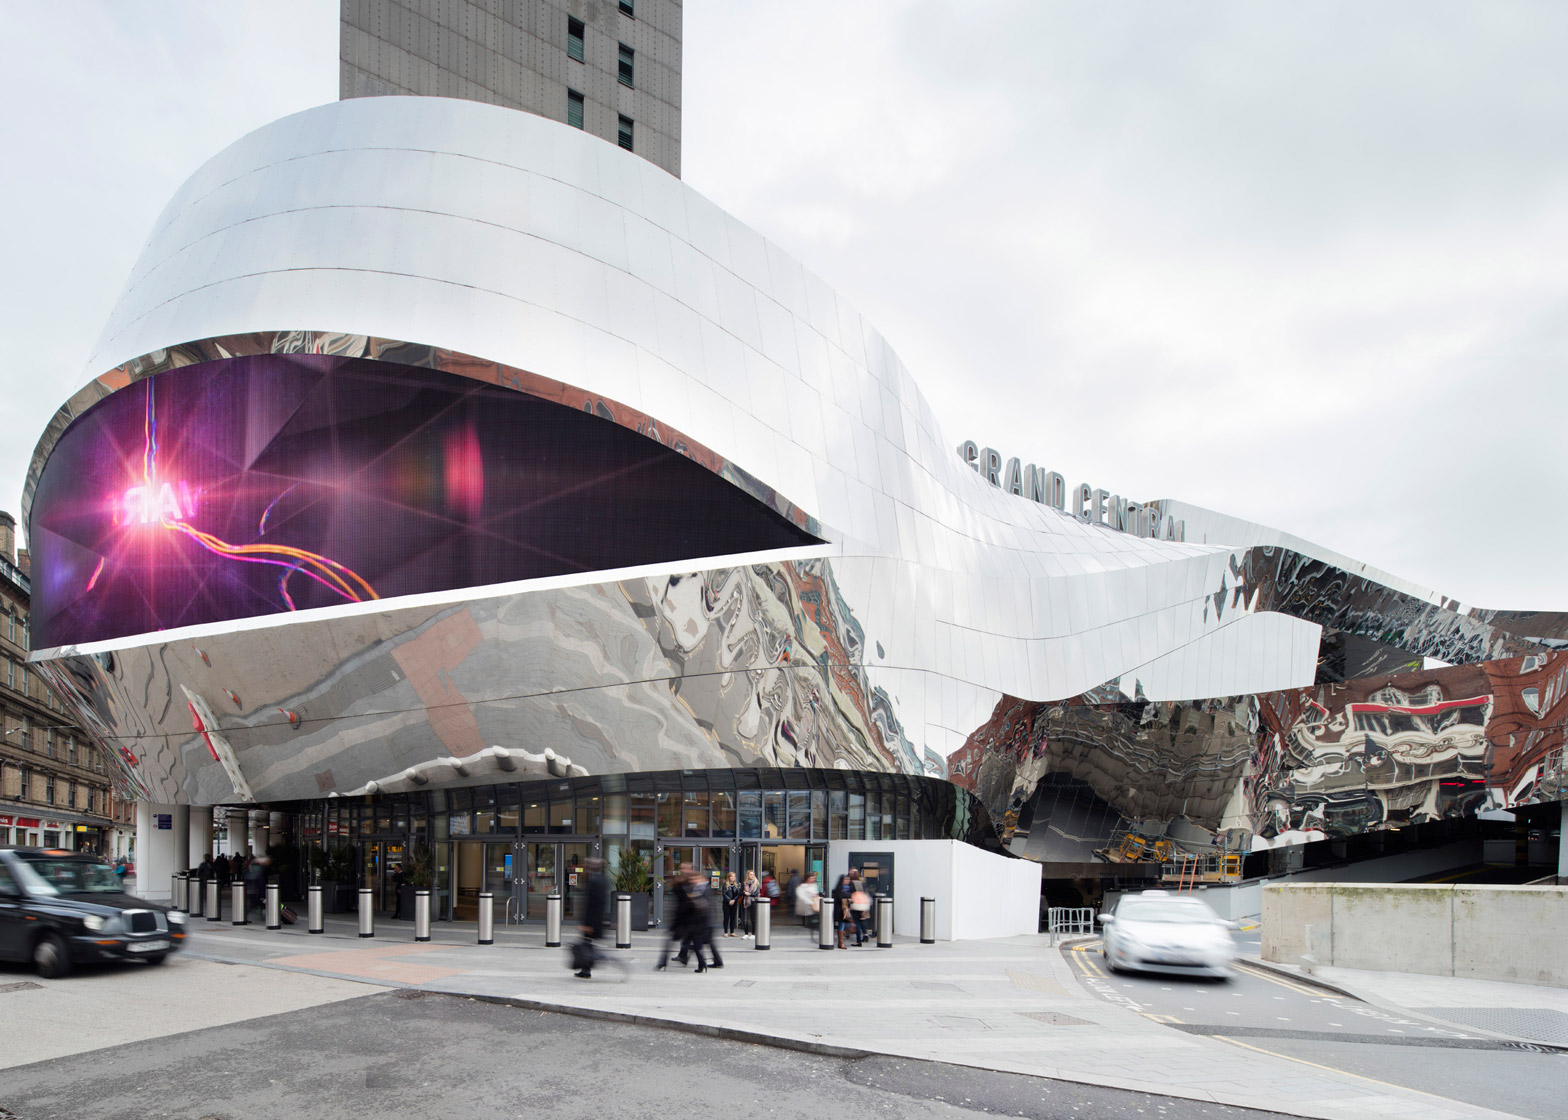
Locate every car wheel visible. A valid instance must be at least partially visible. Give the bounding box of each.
[144,953,168,966]
[33,932,72,979]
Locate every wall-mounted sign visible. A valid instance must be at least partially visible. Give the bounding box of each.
[155,814,172,830]
[957,440,1185,542]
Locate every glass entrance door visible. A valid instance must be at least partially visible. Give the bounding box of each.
[561,842,591,923]
[525,841,557,920]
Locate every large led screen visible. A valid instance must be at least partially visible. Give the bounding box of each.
[31,354,819,649]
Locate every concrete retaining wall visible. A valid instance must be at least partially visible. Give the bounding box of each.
[1262,882,1568,986]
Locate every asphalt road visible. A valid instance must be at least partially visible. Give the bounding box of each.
[1063,939,1566,1120]
[0,986,1308,1120]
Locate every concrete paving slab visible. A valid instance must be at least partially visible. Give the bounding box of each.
[170,917,1533,1120]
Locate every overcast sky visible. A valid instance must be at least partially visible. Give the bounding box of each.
[3,2,1566,609]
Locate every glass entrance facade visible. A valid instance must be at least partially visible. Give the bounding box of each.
[291,767,987,921]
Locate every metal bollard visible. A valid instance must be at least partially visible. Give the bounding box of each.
[920,896,936,944]
[819,896,836,950]
[231,881,247,926]
[307,884,324,934]
[755,898,771,949]
[207,879,221,922]
[172,872,185,911]
[477,891,493,945]
[615,892,631,949]
[415,888,432,942]
[188,875,204,916]
[876,894,893,948]
[265,880,281,930]
[545,892,562,947]
[358,887,374,938]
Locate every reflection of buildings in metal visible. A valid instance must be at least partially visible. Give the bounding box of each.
[37,556,925,810]
[22,97,1568,868]
[981,648,1568,867]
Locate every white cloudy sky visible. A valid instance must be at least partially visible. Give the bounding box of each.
[3,1,1566,608]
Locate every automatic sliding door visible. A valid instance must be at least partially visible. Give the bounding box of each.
[526,842,556,920]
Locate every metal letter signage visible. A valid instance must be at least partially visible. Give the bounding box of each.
[958,439,1184,541]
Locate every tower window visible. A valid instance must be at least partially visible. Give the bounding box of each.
[567,89,585,129]
[618,43,634,87]
[567,17,584,62]
[617,115,634,151]
[620,0,634,15]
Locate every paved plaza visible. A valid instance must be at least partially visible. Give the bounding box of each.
[56,913,1546,1120]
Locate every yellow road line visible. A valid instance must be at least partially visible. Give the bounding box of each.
[1142,1012,1183,1024]
[1233,961,1329,998]
[1212,1035,1479,1104]
[1074,951,1106,978]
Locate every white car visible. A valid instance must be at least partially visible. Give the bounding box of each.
[1097,891,1237,979]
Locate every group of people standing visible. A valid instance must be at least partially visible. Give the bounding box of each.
[568,861,879,980]
[192,851,271,916]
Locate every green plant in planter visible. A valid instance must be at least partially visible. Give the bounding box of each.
[405,843,435,889]
[613,847,653,893]
[325,845,356,883]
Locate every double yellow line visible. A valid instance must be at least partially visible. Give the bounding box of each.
[1069,940,1108,978]
[1232,960,1335,998]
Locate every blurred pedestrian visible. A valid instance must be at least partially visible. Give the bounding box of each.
[795,871,820,935]
[214,852,231,886]
[832,872,856,948]
[686,866,722,972]
[656,862,701,970]
[721,871,740,936]
[849,869,872,946]
[245,854,270,918]
[574,856,609,979]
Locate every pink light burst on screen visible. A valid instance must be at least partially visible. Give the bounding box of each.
[91,379,380,612]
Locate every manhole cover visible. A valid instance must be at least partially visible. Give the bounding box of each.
[0,982,43,994]
[1020,1012,1092,1027]
[933,1015,992,1031]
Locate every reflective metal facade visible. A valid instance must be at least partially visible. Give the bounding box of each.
[26,96,1563,868]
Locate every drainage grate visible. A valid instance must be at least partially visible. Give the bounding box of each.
[1019,1012,1093,1027]
[910,981,963,992]
[0,982,43,995]
[1420,1007,1568,1047]
[732,980,755,988]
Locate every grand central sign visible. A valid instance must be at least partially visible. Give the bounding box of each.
[957,440,1186,542]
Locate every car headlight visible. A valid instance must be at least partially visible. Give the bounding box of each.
[82,914,106,932]
[167,910,186,925]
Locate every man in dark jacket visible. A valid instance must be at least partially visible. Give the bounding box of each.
[575,857,609,979]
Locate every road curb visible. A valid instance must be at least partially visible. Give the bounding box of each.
[1240,957,1568,1051]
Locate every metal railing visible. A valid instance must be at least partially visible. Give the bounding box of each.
[1045,907,1095,944]
[504,895,521,925]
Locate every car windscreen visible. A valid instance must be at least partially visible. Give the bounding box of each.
[19,857,122,894]
[8,858,60,896]
[1116,900,1218,924]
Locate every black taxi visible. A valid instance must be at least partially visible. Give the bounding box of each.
[0,848,187,977]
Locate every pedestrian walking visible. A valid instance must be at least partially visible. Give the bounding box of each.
[832,872,859,948]
[721,871,740,936]
[573,856,610,979]
[849,868,872,946]
[245,854,269,918]
[214,852,231,886]
[688,868,723,972]
[794,871,821,935]
[740,869,761,937]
